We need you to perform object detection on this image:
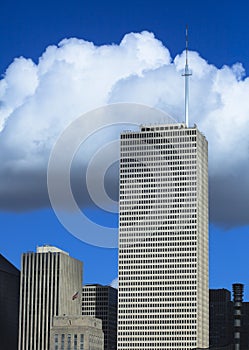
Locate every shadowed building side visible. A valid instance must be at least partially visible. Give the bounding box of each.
[82,284,117,350]
[209,289,233,348]
[0,254,20,350]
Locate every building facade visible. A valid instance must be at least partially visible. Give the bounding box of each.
[118,123,209,350]
[209,288,233,348]
[82,284,117,350]
[50,315,104,350]
[232,283,249,350]
[18,245,83,350]
[241,302,249,350]
[209,285,249,350]
[0,254,20,350]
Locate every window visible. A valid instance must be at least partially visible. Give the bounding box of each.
[67,334,71,350]
[74,334,77,350]
[80,334,84,350]
[54,334,58,350]
[61,334,65,350]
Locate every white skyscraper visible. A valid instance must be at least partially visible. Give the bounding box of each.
[117,123,208,350]
[18,245,83,350]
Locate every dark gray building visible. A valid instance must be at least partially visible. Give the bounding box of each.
[82,284,117,350]
[232,284,249,350]
[0,254,20,350]
[233,283,244,350]
[241,302,249,350]
[210,285,249,350]
[209,288,233,348]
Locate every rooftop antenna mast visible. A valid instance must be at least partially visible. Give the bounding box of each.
[182,25,192,127]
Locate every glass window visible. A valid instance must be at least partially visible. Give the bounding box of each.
[80,334,84,350]
[74,334,77,350]
[61,334,65,350]
[54,334,58,350]
[67,334,71,350]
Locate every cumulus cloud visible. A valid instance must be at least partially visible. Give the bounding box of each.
[0,31,248,228]
[110,277,118,289]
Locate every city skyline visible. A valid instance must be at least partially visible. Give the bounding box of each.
[1,0,249,299]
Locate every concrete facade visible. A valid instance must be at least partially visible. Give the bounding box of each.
[50,315,104,350]
[118,123,209,350]
[82,284,117,350]
[0,254,20,350]
[18,245,83,350]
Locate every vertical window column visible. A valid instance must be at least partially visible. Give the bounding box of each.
[80,334,84,350]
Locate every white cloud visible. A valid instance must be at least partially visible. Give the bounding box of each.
[110,277,118,289]
[0,57,38,131]
[0,31,248,227]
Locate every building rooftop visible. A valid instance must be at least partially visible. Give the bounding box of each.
[36,245,69,255]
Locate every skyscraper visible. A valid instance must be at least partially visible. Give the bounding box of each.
[82,284,117,350]
[0,254,20,350]
[118,123,209,350]
[18,245,82,350]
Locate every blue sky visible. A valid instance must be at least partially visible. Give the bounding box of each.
[1,0,249,298]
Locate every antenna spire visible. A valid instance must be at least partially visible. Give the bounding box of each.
[186,24,189,65]
[182,25,192,127]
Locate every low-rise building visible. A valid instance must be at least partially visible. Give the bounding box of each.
[50,315,104,350]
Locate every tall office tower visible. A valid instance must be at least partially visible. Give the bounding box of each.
[209,289,233,348]
[118,123,209,350]
[18,245,83,350]
[82,284,117,350]
[0,254,20,350]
